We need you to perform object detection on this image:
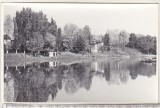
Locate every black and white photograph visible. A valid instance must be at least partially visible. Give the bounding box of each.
[3,3,158,103]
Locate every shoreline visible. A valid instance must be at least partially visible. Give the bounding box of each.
[4,52,156,67]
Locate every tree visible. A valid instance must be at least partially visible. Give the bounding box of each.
[153,37,157,54]
[82,25,92,53]
[4,15,14,38]
[103,33,110,46]
[127,34,156,54]
[4,15,14,53]
[74,30,86,53]
[63,23,79,39]
[27,32,45,54]
[48,18,57,36]
[118,30,128,50]
[106,29,119,47]
[13,7,62,54]
[56,28,62,51]
[12,18,19,51]
[63,23,79,51]
[44,32,56,50]
[127,33,137,48]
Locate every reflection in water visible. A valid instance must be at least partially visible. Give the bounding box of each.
[4,59,156,102]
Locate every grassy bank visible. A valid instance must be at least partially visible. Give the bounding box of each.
[4,47,156,67]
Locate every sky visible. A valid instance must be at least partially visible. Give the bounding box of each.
[2,3,158,36]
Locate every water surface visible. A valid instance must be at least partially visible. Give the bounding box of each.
[4,58,158,103]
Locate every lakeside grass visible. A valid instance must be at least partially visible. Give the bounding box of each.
[4,48,156,67]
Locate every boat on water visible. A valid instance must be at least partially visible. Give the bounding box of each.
[141,58,156,63]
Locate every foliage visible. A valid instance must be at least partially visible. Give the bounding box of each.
[4,15,14,50]
[63,24,91,53]
[127,33,156,54]
[118,30,128,50]
[106,29,129,48]
[103,33,110,46]
[63,23,79,50]
[106,29,119,46]
[48,18,57,36]
[4,15,14,38]
[56,28,63,51]
[44,32,56,50]
[8,7,157,55]
[82,25,92,52]
[100,33,110,52]
[73,30,86,53]
[13,7,59,52]
[127,33,137,48]
[27,32,45,51]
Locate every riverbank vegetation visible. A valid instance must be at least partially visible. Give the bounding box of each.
[4,7,157,58]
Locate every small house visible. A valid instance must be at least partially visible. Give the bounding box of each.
[49,51,57,57]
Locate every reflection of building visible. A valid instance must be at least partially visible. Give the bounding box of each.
[49,61,57,67]
[91,61,104,73]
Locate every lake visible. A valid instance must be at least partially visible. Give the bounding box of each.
[4,58,158,103]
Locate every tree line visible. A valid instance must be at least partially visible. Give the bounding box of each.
[101,30,156,54]
[4,8,92,54]
[126,33,156,54]
[4,7,157,55]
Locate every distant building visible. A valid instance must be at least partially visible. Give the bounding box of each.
[49,51,57,57]
[91,39,103,53]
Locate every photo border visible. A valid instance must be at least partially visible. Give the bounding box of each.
[0,0,159,105]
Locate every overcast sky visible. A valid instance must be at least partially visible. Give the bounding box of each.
[3,3,158,36]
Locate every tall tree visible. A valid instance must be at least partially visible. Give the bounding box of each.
[56,28,62,51]
[106,29,119,47]
[82,25,92,53]
[14,8,49,52]
[12,17,19,51]
[27,32,45,54]
[118,30,128,50]
[74,29,86,53]
[103,33,110,46]
[63,23,79,50]
[127,33,137,48]
[49,18,57,36]
[44,32,56,50]
[4,15,14,39]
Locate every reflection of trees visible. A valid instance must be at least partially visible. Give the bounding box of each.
[127,61,156,80]
[4,59,156,102]
[95,60,155,85]
[4,64,60,102]
[4,69,17,102]
[64,63,93,94]
[104,63,110,81]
